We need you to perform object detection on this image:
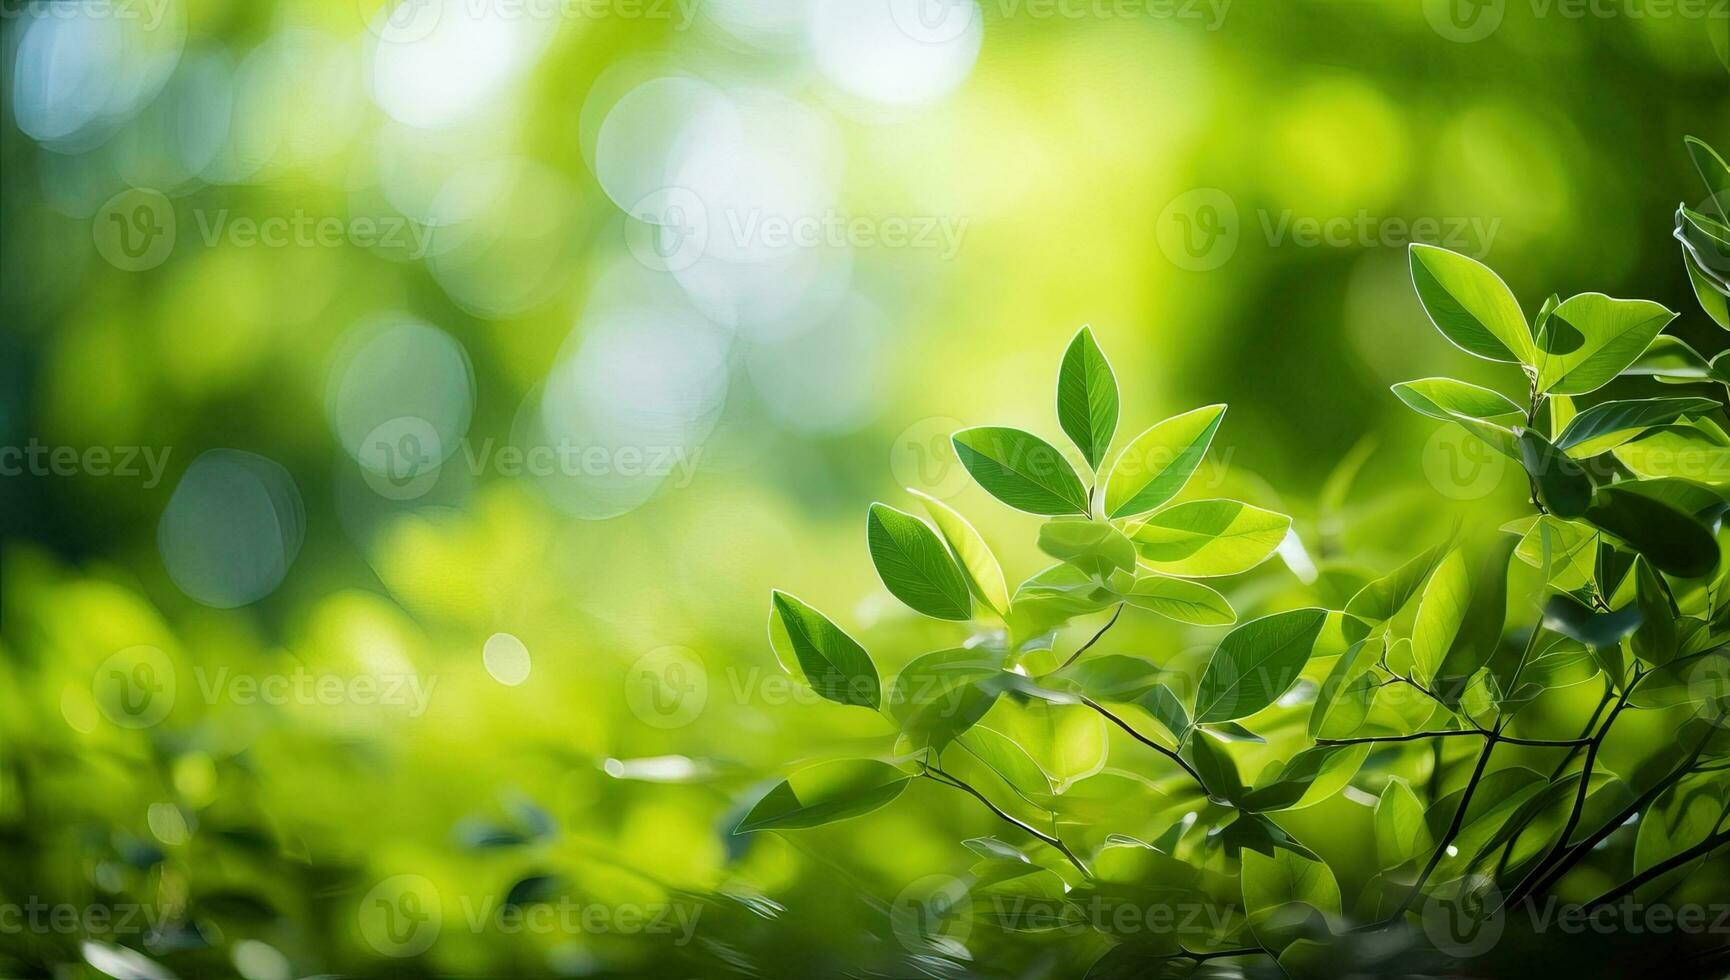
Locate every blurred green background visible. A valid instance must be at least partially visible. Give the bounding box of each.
[0,0,1726,975]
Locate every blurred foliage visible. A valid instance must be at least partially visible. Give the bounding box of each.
[0,0,1728,977]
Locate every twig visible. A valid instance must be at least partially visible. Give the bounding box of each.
[923,766,1092,878]
[1081,696,1211,797]
[1584,826,1730,910]
[1058,603,1125,671]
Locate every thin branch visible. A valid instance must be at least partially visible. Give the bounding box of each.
[1505,676,1637,908]
[1514,730,1713,903]
[1585,826,1730,910]
[1316,730,1589,748]
[1379,728,1501,925]
[1058,603,1125,671]
[923,767,1092,878]
[1080,696,1211,798]
[1178,946,1267,962]
[1547,686,1614,780]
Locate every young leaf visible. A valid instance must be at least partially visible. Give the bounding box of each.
[867,503,973,621]
[1411,549,1471,687]
[1057,326,1119,471]
[1554,396,1720,455]
[1391,378,1523,423]
[952,427,1089,516]
[1345,542,1449,623]
[1517,427,1593,518]
[1631,557,1680,667]
[1129,499,1291,578]
[1194,608,1328,724]
[768,591,882,709]
[1241,848,1341,951]
[1374,778,1432,870]
[1408,243,1533,364]
[1240,745,1350,812]
[1102,405,1226,519]
[909,489,1011,617]
[734,760,910,833]
[887,648,1001,750]
[1120,574,1236,626]
[1534,293,1680,395]
[1583,486,1719,579]
[1687,135,1730,225]
[1037,518,1136,576]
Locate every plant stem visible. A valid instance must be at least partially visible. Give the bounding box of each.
[1317,730,1588,748]
[1515,729,1712,903]
[1057,603,1124,671]
[1584,826,1730,910]
[1081,696,1212,797]
[1505,677,1637,908]
[923,767,1092,878]
[1178,946,1267,962]
[1547,686,1615,780]
[1386,728,1501,922]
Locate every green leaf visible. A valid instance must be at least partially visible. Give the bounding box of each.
[1687,135,1730,225]
[1509,515,1598,591]
[1411,549,1470,687]
[1391,378,1523,423]
[1038,518,1137,576]
[1534,293,1679,395]
[1583,486,1720,579]
[952,427,1089,516]
[1408,243,1533,364]
[1345,542,1449,623]
[1622,335,1711,381]
[734,760,910,833]
[1517,426,1593,518]
[887,648,1001,750]
[1631,557,1680,667]
[1240,848,1341,950]
[768,591,882,709]
[1102,405,1226,519]
[1541,594,1642,652]
[1129,499,1292,578]
[1194,608,1328,724]
[1554,397,1720,456]
[1374,778,1431,870]
[1119,574,1236,626]
[1611,423,1730,481]
[1240,745,1353,812]
[1057,326,1120,471]
[867,504,973,621]
[954,726,1052,800]
[1183,728,1245,802]
[910,489,1011,617]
